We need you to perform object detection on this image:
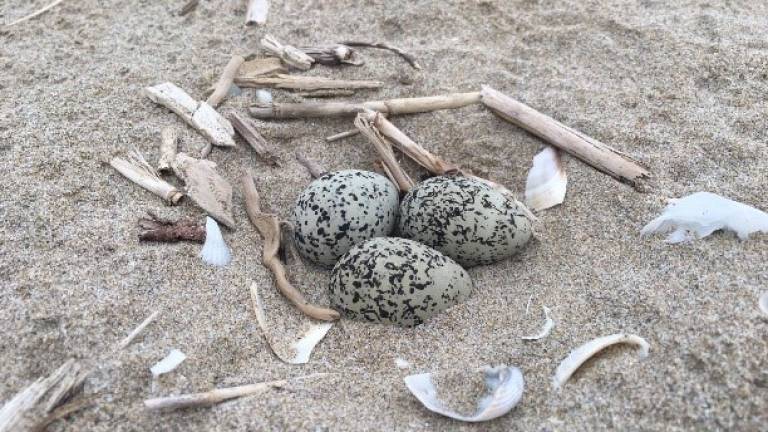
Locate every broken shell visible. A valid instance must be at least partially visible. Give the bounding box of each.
[200,217,231,267]
[521,306,554,341]
[150,349,187,377]
[553,333,650,390]
[404,366,524,422]
[759,292,768,316]
[525,147,567,212]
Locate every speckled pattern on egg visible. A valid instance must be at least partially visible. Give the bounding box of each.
[398,176,533,267]
[329,237,472,327]
[292,170,400,268]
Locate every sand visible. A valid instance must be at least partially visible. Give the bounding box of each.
[2,0,768,430]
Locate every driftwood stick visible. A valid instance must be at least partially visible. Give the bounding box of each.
[250,91,481,119]
[295,152,327,179]
[229,113,279,166]
[325,129,359,142]
[241,172,340,321]
[354,113,414,192]
[340,40,421,70]
[5,0,66,27]
[207,55,245,107]
[299,45,364,66]
[138,213,205,243]
[157,127,179,173]
[246,0,269,25]
[110,151,184,205]
[297,89,356,98]
[178,0,199,16]
[235,74,382,91]
[480,85,650,189]
[260,34,314,71]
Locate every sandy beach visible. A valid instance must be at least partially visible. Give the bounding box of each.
[1,0,767,430]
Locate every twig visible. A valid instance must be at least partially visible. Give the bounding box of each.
[172,153,235,229]
[295,152,327,179]
[178,0,199,16]
[157,127,179,173]
[241,172,340,321]
[250,91,481,119]
[354,112,414,192]
[228,113,279,166]
[246,0,269,25]
[480,85,650,190]
[297,89,356,98]
[110,151,184,205]
[113,310,160,352]
[138,213,205,243]
[325,129,359,142]
[5,0,66,27]
[144,374,327,411]
[235,74,382,91]
[206,55,245,107]
[260,34,314,71]
[299,45,364,66]
[340,40,422,70]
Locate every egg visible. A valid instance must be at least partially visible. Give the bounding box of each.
[329,237,472,327]
[398,176,532,267]
[292,170,400,267]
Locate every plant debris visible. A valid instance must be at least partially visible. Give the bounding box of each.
[110,150,184,205]
[340,40,422,70]
[235,74,383,91]
[138,212,205,243]
[300,44,364,66]
[260,34,314,71]
[206,55,245,108]
[228,112,280,166]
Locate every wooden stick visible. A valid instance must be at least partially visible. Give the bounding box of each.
[250,91,481,119]
[138,213,205,243]
[299,45,364,66]
[229,113,279,166]
[295,152,327,179]
[354,112,414,192]
[246,0,269,25]
[340,40,421,70]
[325,129,359,142]
[178,0,199,16]
[207,55,245,107]
[110,151,184,205]
[260,34,313,70]
[5,0,66,27]
[241,172,340,321]
[480,85,650,189]
[157,127,178,173]
[297,89,356,98]
[235,74,382,91]
[113,310,160,352]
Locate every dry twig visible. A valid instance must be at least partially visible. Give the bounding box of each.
[260,34,314,70]
[340,40,422,70]
[241,172,340,321]
[299,45,364,66]
[354,112,414,192]
[228,113,279,166]
[480,86,650,189]
[235,74,382,91]
[325,129,360,142]
[5,0,67,27]
[297,89,356,98]
[138,212,205,243]
[295,152,327,179]
[207,55,245,107]
[250,91,480,119]
[110,151,184,205]
[157,127,179,173]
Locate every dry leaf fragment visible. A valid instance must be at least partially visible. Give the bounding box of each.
[525,147,567,212]
[172,153,235,229]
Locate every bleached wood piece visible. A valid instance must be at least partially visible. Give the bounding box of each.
[325,129,359,142]
[299,45,363,66]
[144,82,235,148]
[157,127,179,173]
[239,57,286,77]
[207,55,245,107]
[480,85,650,189]
[355,112,414,192]
[235,74,382,91]
[250,91,481,119]
[229,113,279,166]
[260,34,314,71]
[246,0,269,25]
[110,151,183,205]
[172,153,235,229]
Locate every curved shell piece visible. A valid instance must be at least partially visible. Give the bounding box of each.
[525,147,567,212]
[404,366,524,422]
[521,306,554,341]
[200,217,232,267]
[759,292,768,316]
[553,333,650,390]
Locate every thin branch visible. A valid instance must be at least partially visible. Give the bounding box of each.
[5,0,66,27]
[295,152,327,179]
[235,74,382,91]
[325,129,359,142]
[340,40,421,70]
[354,113,414,192]
[250,91,481,119]
[113,310,160,352]
[206,55,245,107]
[241,172,340,321]
[138,213,205,243]
[229,113,279,166]
[299,45,364,66]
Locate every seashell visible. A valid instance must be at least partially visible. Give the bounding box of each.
[521,306,554,341]
[525,147,567,212]
[553,333,649,390]
[641,192,768,243]
[200,217,232,267]
[150,349,187,377]
[404,365,524,422]
[759,292,768,316]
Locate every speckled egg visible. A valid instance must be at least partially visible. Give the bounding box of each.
[329,237,472,327]
[398,176,532,267]
[292,170,400,267]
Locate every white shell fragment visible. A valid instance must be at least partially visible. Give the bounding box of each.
[255,89,273,104]
[395,358,411,369]
[250,283,332,364]
[641,192,768,243]
[201,217,232,267]
[553,333,650,390]
[150,349,187,377]
[404,366,524,422]
[522,306,554,341]
[759,293,768,316]
[525,147,567,212]
[144,82,236,148]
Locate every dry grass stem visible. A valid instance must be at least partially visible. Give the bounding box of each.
[5,0,66,27]
[354,112,414,192]
[235,74,382,91]
[110,151,184,205]
[325,129,360,142]
[229,113,279,166]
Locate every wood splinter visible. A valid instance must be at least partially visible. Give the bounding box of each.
[138,212,205,243]
[480,85,650,190]
[354,112,414,192]
[229,112,280,166]
[260,34,314,71]
[110,151,183,205]
[250,91,481,119]
[295,152,327,179]
[207,55,245,108]
[242,172,340,321]
[157,127,179,173]
[235,74,382,91]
